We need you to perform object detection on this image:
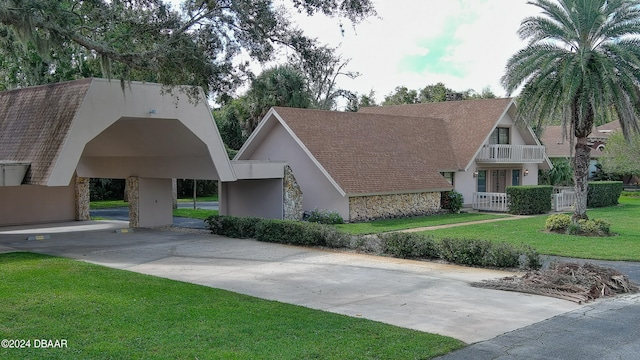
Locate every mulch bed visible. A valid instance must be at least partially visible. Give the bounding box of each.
[472,262,639,304]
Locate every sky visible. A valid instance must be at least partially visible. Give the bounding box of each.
[279,0,541,103]
[170,0,542,103]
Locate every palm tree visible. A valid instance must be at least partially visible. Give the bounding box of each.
[502,0,640,221]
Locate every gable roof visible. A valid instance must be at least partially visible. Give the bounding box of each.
[0,79,92,185]
[0,78,236,186]
[237,107,456,196]
[358,98,517,170]
[540,121,622,158]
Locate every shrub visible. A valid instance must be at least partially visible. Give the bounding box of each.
[545,214,572,232]
[254,220,351,247]
[379,232,439,259]
[577,219,612,236]
[507,185,553,215]
[587,181,623,208]
[205,215,262,238]
[437,238,525,268]
[443,191,464,213]
[305,208,344,224]
[521,246,542,270]
[438,238,490,266]
[543,214,613,236]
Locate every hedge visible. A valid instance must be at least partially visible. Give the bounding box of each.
[506,185,553,215]
[204,215,541,269]
[587,181,623,208]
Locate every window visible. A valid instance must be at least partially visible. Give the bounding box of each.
[477,170,487,192]
[512,169,520,186]
[490,127,510,145]
[441,172,454,186]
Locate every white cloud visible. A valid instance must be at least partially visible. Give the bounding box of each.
[285,0,540,102]
[167,0,541,102]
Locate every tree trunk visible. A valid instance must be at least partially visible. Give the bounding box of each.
[573,136,591,221]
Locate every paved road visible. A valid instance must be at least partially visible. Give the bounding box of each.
[90,201,219,229]
[436,257,640,359]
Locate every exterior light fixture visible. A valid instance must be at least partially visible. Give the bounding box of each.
[473,170,479,178]
[524,169,529,176]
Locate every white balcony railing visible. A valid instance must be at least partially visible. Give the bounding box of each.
[476,144,546,163]
[473,192,508,212]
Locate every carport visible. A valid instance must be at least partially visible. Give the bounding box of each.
[0,78,235,228]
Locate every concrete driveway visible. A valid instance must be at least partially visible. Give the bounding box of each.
[0,222,581,344]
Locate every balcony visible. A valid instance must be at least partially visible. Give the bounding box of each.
[476,144,546,164]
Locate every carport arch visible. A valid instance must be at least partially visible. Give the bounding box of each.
[0,78,236,228]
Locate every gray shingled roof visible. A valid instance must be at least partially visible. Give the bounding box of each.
[0,79,92,185]
[271,107,456,195]
[359,98,514,170]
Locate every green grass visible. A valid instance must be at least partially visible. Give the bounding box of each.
[336,212,508,234]
[0,253,463,359]
[178,195,218,202]
[89,200,127,209]
[420,196,640,261]
[173,208,218,220]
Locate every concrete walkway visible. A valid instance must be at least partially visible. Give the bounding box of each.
[400,214,530,232]
[0,223,580,344]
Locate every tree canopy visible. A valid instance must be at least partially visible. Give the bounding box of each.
[601,131,640,179]
[0,0,375,96]
[382,83,496,106]
[502,0,640,221]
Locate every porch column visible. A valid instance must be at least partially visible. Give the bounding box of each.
[127,176,140,228]
[74,176,90,221]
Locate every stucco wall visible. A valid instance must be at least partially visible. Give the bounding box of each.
[349,192,441,222]
[239,121,349,219]
[221,179,283,219]
[0,184,75,226]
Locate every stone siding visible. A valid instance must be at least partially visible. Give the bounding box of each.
[74,176,90,221]
[349,192,441,222]
[126,176,139,228]
[283,165,303,220]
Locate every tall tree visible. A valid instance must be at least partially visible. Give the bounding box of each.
[0,0,375,96]
[243,65,312,134]
[346,90,377,112]
[288,39,359,110]
[418,82,450,103]
[601,131,640,182]
[382,86,418,105]
[502,0,640,221]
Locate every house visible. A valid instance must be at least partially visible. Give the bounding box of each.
[0,78,236,227]
[540,121,622,177]
[359,98,552,212]
[228,98,551,221]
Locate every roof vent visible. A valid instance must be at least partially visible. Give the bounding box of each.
[0,161,30,186]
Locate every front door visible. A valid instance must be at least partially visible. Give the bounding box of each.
[491,170,507,193]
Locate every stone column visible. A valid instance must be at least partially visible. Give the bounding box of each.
[74,176,90,221]
[172,178,178,209]
[283,165,303,220]
[126,176,140,228]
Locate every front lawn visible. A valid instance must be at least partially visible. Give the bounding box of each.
[89,200,127,209]
[422,196,640,261]
[0,253,463,359]
[173,208,218,219]
[336,212,507,234]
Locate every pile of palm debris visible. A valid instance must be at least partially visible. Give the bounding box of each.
[472,262,639,304]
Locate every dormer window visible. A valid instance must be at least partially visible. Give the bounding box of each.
[490,127,510,145]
